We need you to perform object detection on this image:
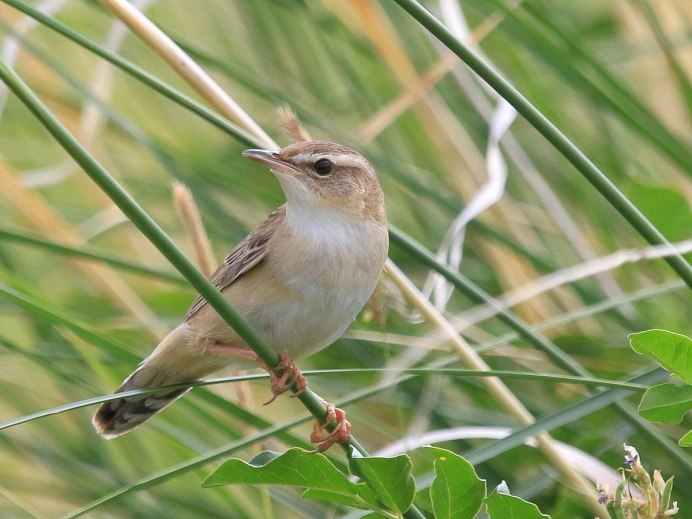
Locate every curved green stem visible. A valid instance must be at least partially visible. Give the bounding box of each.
[0,227,185,284]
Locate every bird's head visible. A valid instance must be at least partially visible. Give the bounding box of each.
[243,141,385,225]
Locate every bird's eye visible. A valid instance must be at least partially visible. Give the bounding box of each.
[314,158,333,176]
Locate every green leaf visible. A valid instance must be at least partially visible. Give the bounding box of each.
[658,475,675,515]
[625,182,692,242]
[629,330,692,384]
[424,446,486,519]
[486,490,552,519]
[638,383,692,424]
[351,454,415,514]
[679,430,692,447]
[302,487,380,511]
[203,448,362,507]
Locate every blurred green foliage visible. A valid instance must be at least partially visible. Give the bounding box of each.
[0,1,689,517]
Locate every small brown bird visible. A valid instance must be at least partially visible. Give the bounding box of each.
[93,141,388,450]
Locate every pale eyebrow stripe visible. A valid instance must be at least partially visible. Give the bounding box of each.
[292,152,315,163]
[292,152,368,170]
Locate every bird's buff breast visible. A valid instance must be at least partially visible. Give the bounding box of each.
[195,217,387,358]
[259,217,386,357]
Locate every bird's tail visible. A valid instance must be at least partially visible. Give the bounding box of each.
[93,323,219,439]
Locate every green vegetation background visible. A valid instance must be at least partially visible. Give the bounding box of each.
[0,1,690,517]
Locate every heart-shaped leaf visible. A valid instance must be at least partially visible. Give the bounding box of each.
[203,448,368,507]
[424,446,485,519]
[629,330,692,384]
[638,383,692,424]
[486,487,551,518]
[350,454,415,514]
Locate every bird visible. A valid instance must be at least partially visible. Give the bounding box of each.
[93,141,389,451]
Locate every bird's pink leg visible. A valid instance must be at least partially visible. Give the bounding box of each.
[209,345,306,401]
[207,341,259,361]
[262,350,308,405]
[310,402,352,453]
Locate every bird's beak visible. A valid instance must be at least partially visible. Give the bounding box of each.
[242,149,299,175]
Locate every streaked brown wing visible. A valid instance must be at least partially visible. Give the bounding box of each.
[185,205,286,320]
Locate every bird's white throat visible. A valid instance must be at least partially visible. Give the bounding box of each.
[284,200,363,248]
[278,174,366,248]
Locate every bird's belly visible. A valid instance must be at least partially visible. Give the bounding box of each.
[244,271,374,358]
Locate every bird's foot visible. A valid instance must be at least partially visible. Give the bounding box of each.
[310,402,351,453]
[263,350,307,405]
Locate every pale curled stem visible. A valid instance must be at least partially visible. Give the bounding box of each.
[384,258,607,516]
[442,50,630,313]
[435,0,625,323]
[100,0,277,149]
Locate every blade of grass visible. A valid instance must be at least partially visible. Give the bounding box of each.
[391,0,692,288]
[0,283,139,363]
[0,226,185,285]
[0,369,646,432]
[0,375,261,432]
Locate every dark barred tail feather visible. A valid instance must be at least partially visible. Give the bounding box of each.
[92,323,209,439]
[92,368,194,439]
